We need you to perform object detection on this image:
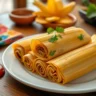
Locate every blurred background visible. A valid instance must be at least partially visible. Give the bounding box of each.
[0,0,34,13]
[0,0,70,13]
[0,0,96,13]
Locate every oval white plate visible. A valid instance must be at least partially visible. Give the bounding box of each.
[2,34,96,94]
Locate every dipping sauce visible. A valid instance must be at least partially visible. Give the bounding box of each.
[0,64,5,78]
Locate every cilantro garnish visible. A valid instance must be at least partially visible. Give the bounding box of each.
[78,34,84,40]
[47,27,64,43]
[48,35,58,43]
[47,27,55,34]
[56,26,64,33]
[49,50,56,56]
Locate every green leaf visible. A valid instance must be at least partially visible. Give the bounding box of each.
[56,27,64,33]
[49,50,56,56]
[87,4,96,18]
[82,0,90,6]
[47,27,55,34]
[87,12,96,18]
[78,34,84,40]
[58,34,62,38]
[48,35,58,43]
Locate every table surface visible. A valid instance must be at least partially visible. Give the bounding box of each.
[0,4,96,96]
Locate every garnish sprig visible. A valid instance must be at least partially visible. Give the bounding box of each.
[47,27,55,34]
[78,34,84,40]
[47,27,64,43]
[49,50,56,56]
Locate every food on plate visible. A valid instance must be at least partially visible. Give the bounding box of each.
[34,58,47,77]
[13,26,96,84]
[21,34,96,80]
[46,42,96,84]
[12,33,47,62]
[33,0,76,28]
[23,52,47,77]
[31,27,91,61]
[12,39,31,62]
[23,51,36,72]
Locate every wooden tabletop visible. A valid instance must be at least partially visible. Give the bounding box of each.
[0,5,96,96]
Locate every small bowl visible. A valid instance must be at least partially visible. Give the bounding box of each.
[79,9,96,26]
[9,8,36,25]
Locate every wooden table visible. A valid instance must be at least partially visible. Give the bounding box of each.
[0,5,96,96]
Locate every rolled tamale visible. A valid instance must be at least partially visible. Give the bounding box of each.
[22,34,96,83]
[12,39,31,62]
[31,27,91,61]
[34,58,47,77]
[23,51,36,72]
[46,42,96,84]
[12,33,47,62]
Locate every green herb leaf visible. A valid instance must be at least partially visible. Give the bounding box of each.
[58,34,62,38]
[82,0,90,6]
[49,50,56,56]
[56,27,64,33]
[0,37,2,41]
[78,34,84,40]
[87,4,96,18]
[48,35,58,43]
[47,27,55,34]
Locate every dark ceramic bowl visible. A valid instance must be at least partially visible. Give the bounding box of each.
[79,9,96,26]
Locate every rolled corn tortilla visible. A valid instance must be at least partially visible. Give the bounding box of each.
[23,51,47,77]
[33,35,96,80]
[21,34,96,82]
[12,39,31,62]
[23,51,36,72]
[12,33,48,62]
[46,42,96,84]
[31,27,91,61]
[34,58,47,77]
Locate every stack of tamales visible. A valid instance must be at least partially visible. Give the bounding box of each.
[12,27,96,84]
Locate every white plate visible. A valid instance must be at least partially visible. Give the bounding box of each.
[2,34,96,94]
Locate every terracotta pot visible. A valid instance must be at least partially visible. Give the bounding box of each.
[9,8,36,25]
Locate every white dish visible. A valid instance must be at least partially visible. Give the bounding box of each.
[2,34,96,94]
